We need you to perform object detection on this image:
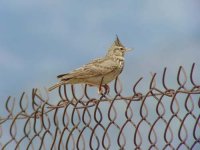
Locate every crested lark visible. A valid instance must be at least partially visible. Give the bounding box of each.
[48,36,131,92]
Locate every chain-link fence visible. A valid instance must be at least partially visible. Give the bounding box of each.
[0,63,200,150]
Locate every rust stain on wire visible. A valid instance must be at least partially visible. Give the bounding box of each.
[0,63,200,150]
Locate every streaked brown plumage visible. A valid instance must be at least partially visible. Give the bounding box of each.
[48,36,131,92]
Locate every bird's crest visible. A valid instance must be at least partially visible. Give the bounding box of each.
[114,35,125,47]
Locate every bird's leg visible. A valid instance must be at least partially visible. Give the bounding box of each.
[98,86,103,95]
[98,77,105,95]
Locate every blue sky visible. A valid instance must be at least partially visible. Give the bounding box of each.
[0,0,200,98]
[0,1,200,149]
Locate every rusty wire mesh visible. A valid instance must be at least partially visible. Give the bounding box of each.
[0,63,200,150]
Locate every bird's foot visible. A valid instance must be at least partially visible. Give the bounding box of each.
[98,85,104,95]
[98,84,110,95]
[103,84,110,94]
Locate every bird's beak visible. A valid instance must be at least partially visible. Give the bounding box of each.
[125,47,133,52]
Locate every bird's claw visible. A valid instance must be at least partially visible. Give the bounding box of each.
[104,84,110,94]
[98,84,110,95]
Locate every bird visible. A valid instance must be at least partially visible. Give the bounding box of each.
[48,36,131,93]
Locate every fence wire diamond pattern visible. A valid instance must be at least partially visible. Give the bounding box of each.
[0,64,200,150]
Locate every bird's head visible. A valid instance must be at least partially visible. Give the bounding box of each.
[106,36,131,58]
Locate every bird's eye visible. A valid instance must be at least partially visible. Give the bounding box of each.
[120,47,123,50]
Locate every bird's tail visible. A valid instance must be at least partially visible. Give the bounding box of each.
[48,82,65,91]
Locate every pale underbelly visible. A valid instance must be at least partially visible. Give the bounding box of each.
[85,73,118,85]
[68,69,122,85]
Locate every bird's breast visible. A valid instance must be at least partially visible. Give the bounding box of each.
[113,57,124,68]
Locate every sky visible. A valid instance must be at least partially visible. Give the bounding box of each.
[0,0,200,149]
[0,0,200,98]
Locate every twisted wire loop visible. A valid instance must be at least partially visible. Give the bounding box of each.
[0,63,200,150]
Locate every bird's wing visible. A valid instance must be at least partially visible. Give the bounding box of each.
[57,58,118,80]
